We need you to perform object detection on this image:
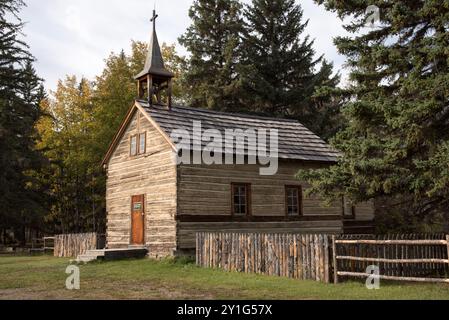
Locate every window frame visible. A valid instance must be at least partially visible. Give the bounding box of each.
[138,132,147,155]
[285,185,303,217]
[231,183,252,216]
[342,196,356,219]
[130,134,138,157]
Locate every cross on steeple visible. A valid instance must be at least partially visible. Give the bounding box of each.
[150,9,158,28]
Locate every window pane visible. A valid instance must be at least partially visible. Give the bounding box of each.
[233,185,248,215]
[130,136,137,156]
[139,133,146,154]
[234,205,240,214]
[343,197,354,217]
[287,187,300,216]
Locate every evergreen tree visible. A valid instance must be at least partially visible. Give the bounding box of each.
[0,0,47,243]
[241,0,341,138]
[299,1,449,219]
[179,0,245,111]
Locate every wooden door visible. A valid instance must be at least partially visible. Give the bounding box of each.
[131,195,145,245]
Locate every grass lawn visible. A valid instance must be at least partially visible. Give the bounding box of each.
[0,255,449,300]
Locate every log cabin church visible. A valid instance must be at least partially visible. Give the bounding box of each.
[101,11,374,258]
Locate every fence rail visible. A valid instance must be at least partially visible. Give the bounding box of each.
[54,233,98,258]
[196,232,331,283]
[43,237,55,251]
[333,234,449,284]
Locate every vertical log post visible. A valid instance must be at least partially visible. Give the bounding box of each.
[446,235,449,274]
[332,235,338,284]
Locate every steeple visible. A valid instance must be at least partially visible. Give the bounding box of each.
[135,9,174,108]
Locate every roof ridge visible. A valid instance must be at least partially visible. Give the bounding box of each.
[134,100,341,163]
[136,100,301,124]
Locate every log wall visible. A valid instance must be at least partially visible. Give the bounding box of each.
[106,109,177,258]
[177,162,374,250]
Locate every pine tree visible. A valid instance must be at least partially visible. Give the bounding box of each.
[299,1,449,218]
[240,0,341,138]
[179,0,245,111]
[0,0,47,243]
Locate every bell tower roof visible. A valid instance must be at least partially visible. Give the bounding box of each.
[135,10,174,80]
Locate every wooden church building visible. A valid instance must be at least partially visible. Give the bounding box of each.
[101,12,374,258]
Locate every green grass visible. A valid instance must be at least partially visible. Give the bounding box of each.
[0,255,448,300]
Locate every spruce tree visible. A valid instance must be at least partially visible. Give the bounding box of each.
[241,0,341,138]
[299,1,449,218]
[0,0,47,242]
[179,0,244,111]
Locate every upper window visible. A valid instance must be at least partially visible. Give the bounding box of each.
[286,186,302,216]
[343,197,356,219]
[130,132,146,156]
[232,183,251,216]
[130,135,138,156]
[139,132,146,155]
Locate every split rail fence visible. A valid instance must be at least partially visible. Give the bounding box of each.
[333,234,449,284]
[197,232,449,284]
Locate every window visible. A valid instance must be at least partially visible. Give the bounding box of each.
[139,132,146,155]
[343,197,356,219]
[130,132,146,157]
[285,186,302,216]
[232,183,251,216]
[130,135,138,156]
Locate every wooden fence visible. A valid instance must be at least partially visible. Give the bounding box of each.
[196,233,331,283]
[333,234,449,284]
[197,232,449,284]
[54,233,98,258]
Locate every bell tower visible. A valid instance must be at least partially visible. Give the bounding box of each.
[135,10,174,108]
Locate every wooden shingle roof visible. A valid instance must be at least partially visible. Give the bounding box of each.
[138,100,340,163]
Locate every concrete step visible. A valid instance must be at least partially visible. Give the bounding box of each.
[76,254,99,264]
[75,247,149,263]
[85,249,106,257]
[75,249,107,263]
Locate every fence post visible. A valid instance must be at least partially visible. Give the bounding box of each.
[332,235,338,284]
[446,235,449,273]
